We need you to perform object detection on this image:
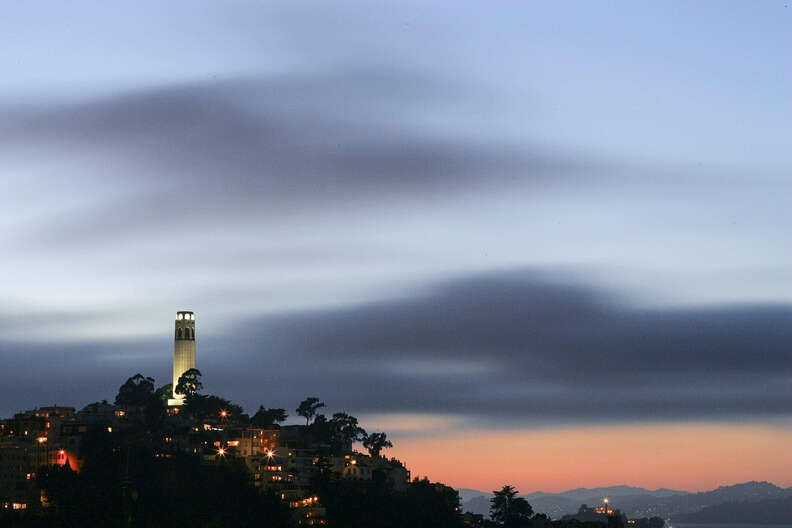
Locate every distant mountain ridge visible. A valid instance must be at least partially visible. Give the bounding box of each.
[525,485,688,501]
[673,494,792,524]
[460,481,792,521]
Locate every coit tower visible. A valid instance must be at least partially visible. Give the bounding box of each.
[171,310,196,404]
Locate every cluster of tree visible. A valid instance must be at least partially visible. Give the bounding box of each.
[488,485,536,527]
[175,371,396,459]
[310,472,465,528]
[294,396,393,457]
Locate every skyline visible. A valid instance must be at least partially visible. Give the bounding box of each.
[2,0,792,493]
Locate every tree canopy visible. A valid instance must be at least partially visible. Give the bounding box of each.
[175,368,203,398]
[154,383,173,404]
[115,373,155,407]
[296,396,325,425]
[252,406,288,426]
[328,412,366,453]
[185,394,244,421]
[363,432,393,458]
[491,485,534,527]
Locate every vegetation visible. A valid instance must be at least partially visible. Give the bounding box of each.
[490,485,535,527]
[363,432,393,458]
[312,475,465,528]
[251,406,288,426]
[114,373,155,406]
[174,368,203,398]
[296,396,325,425]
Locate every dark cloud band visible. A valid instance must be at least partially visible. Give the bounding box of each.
[2,270,789,425]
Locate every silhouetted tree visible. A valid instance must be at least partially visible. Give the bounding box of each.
[363,431,393,457]
[175,368,203,398]
[252,406,288,426]
[310,472,464,528]
[491,485,533,527]
[154,383,173,404]
[115,373,155,406]
[185,394,243,421]
[329,412,366,453]
[405,478,465,527]
[296,397,325,425]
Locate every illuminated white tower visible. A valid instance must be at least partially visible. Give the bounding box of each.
[169,310,196,406]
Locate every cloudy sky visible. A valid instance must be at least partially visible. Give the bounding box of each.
[1,1,791,492]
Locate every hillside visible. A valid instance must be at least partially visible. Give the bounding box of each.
[460,482,792,520]
[673,495,792,524]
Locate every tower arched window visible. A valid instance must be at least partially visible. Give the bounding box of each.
[177,328,183,340]
[187,328,193,340]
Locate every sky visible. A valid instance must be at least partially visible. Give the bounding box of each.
[1,1,791,493]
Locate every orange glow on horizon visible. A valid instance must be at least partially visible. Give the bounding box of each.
[387,422,792,493]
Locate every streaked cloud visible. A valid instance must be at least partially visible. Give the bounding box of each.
[2,270,790,428]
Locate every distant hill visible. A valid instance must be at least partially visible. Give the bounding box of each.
[458,488,491,504]
[460,485,688,519]
[460,482,792,520]
[526,486,687,502]
[462,495,494,518]
[625,481,792,519]
[672,495,792,524]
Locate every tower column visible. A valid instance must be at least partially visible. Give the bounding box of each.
[169,311,196,406]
